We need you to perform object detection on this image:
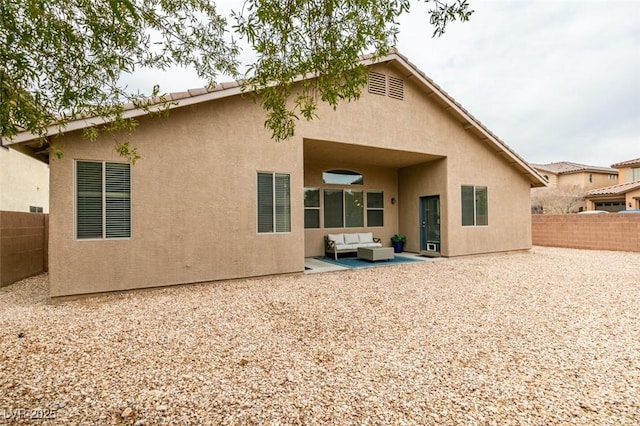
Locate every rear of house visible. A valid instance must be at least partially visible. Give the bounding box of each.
[6,51,545,298]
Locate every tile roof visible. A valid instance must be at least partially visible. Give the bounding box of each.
[611,157,640,168]
[4,49,546,187]
[586,180,640,196]
[120,81,244,112]
[530,161,617,175]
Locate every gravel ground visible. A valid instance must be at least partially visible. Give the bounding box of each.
[0,246,639,425]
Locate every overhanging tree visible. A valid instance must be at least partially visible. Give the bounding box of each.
[0,0,472,159]
[234,0,472,141]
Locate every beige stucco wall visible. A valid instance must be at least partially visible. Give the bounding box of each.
[631,190,640,210]
[398,158,448,253]
[297,63,533,258]
[303,161,399,257]
[49,95,304,297]
[0,148,49,213]
[557,171,616,190]
[539,172,558,188]
[296,64,454,157]
[48,60,536,297]
[617,166,640,184]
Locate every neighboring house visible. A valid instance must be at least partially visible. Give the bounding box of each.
[531,162,618,190]
[0,146,49,213]
[5,50,546,298]
[530,161,618,214]
[585,157,640,211]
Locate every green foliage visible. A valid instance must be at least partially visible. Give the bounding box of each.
[233,0,473,141]
[0,0,239,161]
[391,234,407,243]
[0,0,472,158]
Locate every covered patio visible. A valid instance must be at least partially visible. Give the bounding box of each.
[302,138,446,259]
[304,251,444,274]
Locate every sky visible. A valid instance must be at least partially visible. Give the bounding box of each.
[121,0,640,168]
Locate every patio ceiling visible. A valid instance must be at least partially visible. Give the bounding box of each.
[303,138,442,169]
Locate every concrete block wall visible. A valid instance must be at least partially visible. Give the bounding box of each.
[532,214,640,252]
[0,211,48,287]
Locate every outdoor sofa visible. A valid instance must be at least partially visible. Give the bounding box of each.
[325,232,382,260]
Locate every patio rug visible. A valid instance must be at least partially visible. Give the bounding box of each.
[316,254,424,269]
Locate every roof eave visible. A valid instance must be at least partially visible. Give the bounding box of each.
[3,50,547,187]
[2,85,247,147]
[385,53,546,188]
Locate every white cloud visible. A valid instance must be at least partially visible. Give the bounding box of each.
[397,0,640,166]
[120,0,640,167]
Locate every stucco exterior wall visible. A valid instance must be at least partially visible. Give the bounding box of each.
[49,96,304,297]
[399,154,532,257]
[398,159,448,253]
[590,172,618,189]
[441,131,532,257]
[557,171,616,191]
[542,173,558,188]
[303,161,399,257]
[297,63,533,257]
[47,60,537,297]
[0,148,49,213]
[617,166,640,184]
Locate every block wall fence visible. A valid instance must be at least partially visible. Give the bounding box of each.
[2,211,637,288]
[0,211,48,287]
[532,214,640,252]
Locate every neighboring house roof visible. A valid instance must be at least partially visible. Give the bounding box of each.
[4,48,546,187]
[530,161,617,175]
[611,157,640,168]
[530,163,559,174]
[586,181,640,197]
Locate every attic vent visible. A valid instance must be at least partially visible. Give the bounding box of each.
[388,76,404,100]
[368,72,405,100]
[368,72,386,96]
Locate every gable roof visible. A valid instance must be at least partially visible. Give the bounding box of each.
[611,157,640,168]
[3,49,546,187]
[531,161,617,175]
[586,180,640,197]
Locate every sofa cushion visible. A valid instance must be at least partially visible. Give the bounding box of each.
[336,244,357,250]
[344,233,360,244]
[362,242,383,248]
[358,232,374,243]
[327,233,345,245]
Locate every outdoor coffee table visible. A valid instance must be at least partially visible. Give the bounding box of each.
[357,247,394,262]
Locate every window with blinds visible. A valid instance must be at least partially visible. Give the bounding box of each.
[76,161,131,239]
[323,189,365,228]
[303,188,320,229]
[461,185,488,227]
[257,172,290,233]
[366,191,384,227]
